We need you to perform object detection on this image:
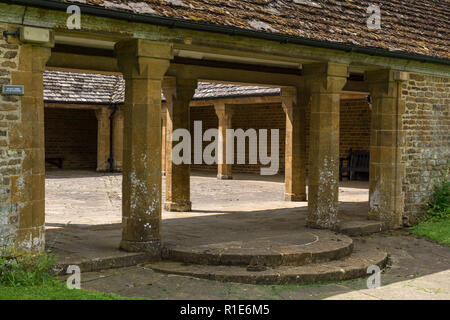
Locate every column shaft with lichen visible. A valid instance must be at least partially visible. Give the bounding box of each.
[115,39,172,253]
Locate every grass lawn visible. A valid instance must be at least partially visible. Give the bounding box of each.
[410,217,450,246]
[0,281,146,300]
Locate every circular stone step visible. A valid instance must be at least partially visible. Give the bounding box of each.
[162,230,353,267]
[149,245,388,285]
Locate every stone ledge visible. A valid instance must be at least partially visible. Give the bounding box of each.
[148,246,388,285]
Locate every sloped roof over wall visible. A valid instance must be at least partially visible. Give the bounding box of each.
[43,70,280,104]
[51,0,450,61]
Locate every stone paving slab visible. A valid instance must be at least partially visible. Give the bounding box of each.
[45,170,374,271]
[148,245,388,285]
[77,232,449,299]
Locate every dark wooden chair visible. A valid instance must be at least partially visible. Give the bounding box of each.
[339,149,370,181]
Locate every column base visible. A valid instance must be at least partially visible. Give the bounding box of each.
[217,174,233,180]
[306,218,339,231]
[284,193,307,202]
[164,201,192,212]
[120,240,161,256]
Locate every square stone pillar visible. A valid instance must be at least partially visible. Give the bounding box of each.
[161,103,167,175]
[163,77,197,212]
[214,103,233,180]
[112,106,124,171]
[115,39,172,253]
[366,70,407,229]
[281,87,307,201]
[304,62,348,229]
[9,36,53,252]
[95,107,111,172]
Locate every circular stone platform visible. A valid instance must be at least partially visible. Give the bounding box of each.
[161,208,354,267]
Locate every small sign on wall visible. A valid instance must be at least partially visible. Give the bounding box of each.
[2,85,24,96]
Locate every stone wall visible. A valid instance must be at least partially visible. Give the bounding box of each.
[401,73,450,225]
[44,108,98,170]
[0,23,21,248]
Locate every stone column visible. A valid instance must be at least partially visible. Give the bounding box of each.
[366,70,407,229]
[115,39,172,253]
[304,62,348,229]
[95,107,111,172]
[9,35,53,252]
[163,77,197,212]
[281,87,307,201]
[112,106,124,171]
[161,103,167,175]
[214,103,233,180]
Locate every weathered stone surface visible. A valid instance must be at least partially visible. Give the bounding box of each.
[366,69,407,229]
[148,245,388,285]
[163,76,197,212]
[0,24,52,252]
[214,102,233,180]
[115,39,172,253]
[95,107,112,172]
[281,87,307,201]
[400,73,450,225]
[304,62,348,230]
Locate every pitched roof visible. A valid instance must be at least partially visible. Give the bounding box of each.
[43,70,280,104]
[58,0,449,61]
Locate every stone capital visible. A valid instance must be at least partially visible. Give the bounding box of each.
[281,87,298,115]
[95,107,111,120]
[365,69,409,97]
[162,76,198,106]
[214,102,233,120]
[302,62,349,93]
[115,39,173,79]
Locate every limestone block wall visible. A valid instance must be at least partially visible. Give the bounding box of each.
[0,24,21,248]
[401,73,450,225]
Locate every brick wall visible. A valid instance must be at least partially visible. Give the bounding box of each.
[190,103,286,174]
[0,25,21,247]
[190,100,370,174]
[401,73,450,225]
[44,108,98,169]
[190,106,218,172]
[339,100,371,159]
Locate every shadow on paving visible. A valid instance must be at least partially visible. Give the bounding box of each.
[74,230,449,300]
[46,208,450,299]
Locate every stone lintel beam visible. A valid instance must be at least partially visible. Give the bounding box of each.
[115,39,173,253]
[365,69,408,229]
[304,62,349,230]
[162,76,197,212]
[281,87,307,201]
[214,103,234,180]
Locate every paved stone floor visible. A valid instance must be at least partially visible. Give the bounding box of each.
[45,169,370,265]
[77,231,449,300]
[45,170,450,300]
[45,169,369,227]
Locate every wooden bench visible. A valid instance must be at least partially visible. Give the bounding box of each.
[45,154,64,169]
[339,148,370,181]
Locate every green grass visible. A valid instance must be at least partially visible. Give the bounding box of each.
[0,247,147,300]
[410,217,450,246]
[0,281,144,300]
